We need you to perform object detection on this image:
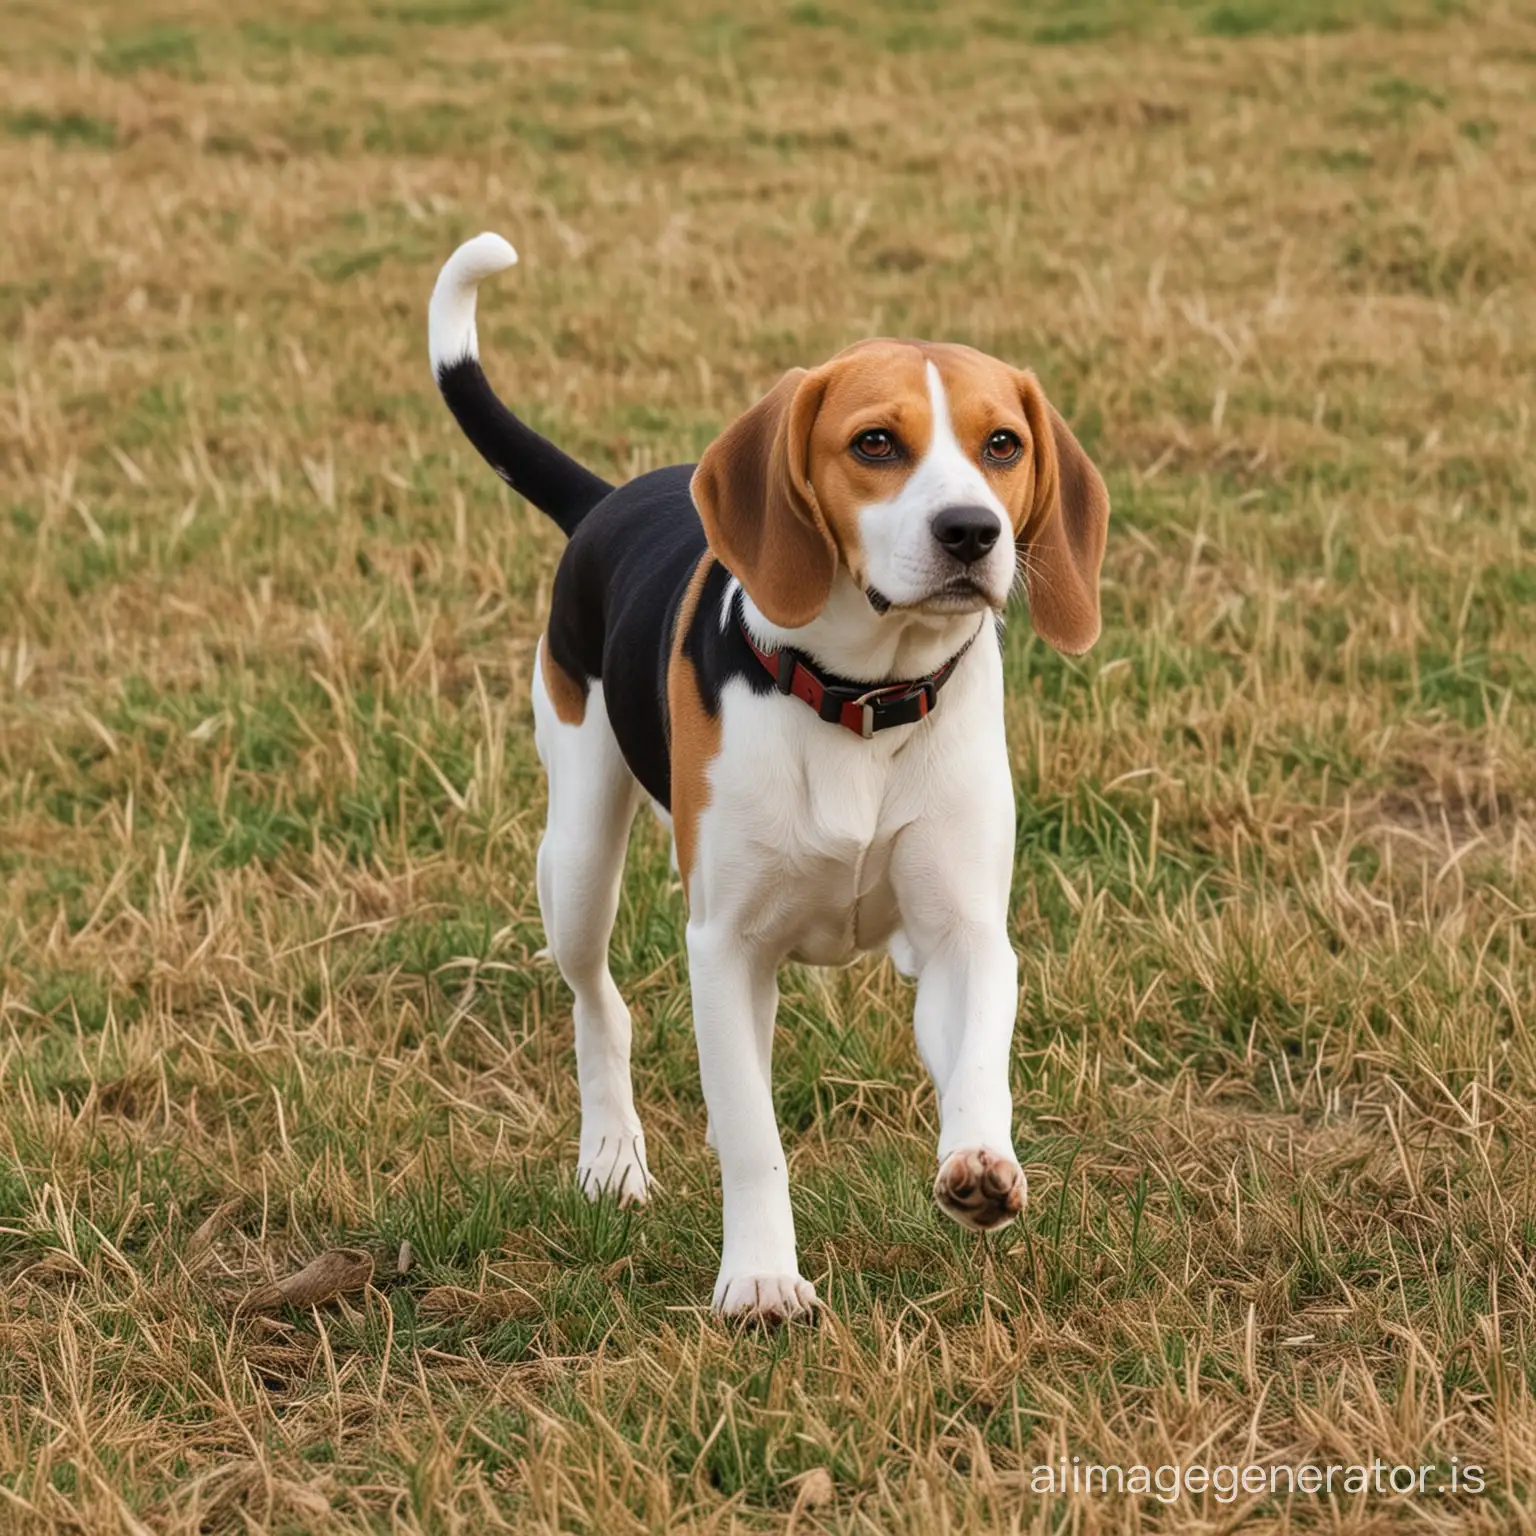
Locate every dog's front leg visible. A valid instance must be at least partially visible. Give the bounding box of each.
[894,786,1027,1233]
[687,921,815,1321]
[913,927,1026,1230]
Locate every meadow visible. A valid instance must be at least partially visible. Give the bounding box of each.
[2,0,1534,1529]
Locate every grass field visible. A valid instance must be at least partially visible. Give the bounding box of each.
[2,0,1534,1529]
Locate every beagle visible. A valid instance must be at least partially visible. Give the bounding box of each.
[429,233,1109,1321]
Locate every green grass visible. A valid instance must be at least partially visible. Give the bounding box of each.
[1,0,1534,1531]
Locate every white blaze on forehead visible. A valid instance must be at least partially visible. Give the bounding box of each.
[915,361,1007,515]
[853,360,1010,606]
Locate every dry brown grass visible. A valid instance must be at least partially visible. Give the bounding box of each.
[2,0,1535,1529]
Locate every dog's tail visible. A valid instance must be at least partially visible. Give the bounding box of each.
[428,233,613,538]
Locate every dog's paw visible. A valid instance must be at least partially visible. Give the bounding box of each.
[577,1132,653,1207]
[713,1271,818,1323]
[934,1147,1026,1232]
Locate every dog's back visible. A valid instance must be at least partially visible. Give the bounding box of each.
[429,232,715,809]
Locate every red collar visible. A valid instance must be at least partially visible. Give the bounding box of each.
[739,619,979,739]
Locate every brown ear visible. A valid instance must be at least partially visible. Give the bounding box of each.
[690,368,837,629]
[1017,375,1110,655]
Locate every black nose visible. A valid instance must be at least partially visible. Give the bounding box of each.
[931,505,1002,566]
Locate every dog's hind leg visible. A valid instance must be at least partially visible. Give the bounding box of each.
[533,641,651,1204]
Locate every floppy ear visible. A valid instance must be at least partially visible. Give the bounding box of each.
[1016,374,1110,655]
[690,368,837,629]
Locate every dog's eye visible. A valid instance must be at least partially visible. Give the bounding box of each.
[852,429,899,462]
[983,429,1022,466]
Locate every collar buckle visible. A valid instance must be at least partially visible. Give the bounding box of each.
[850,684,887,740]
[851,678,933,740]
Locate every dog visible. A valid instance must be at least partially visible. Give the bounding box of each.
[429,232,1109,1320]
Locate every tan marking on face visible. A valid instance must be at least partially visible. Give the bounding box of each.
[800,340,1041,570]
[920,343,1042,535]
[541,637,588,726]
[799,341,934,583]
[665,553,721,896]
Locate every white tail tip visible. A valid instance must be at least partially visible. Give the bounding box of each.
[429,232,519,375]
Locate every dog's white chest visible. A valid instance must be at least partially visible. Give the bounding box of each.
[693,684,924,964]
[780,780,902,964]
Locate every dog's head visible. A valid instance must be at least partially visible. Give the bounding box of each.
[690,339,1109,653]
